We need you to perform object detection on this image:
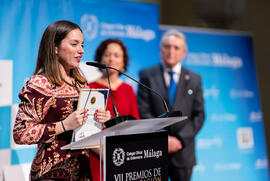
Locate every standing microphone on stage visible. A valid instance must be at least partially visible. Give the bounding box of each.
[86,61,182,123]
[105,67,119,118]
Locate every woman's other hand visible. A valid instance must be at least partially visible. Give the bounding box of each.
[94,109,111,123]
[62,109,89,131]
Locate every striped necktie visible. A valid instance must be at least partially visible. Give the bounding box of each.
[169,71,177,105]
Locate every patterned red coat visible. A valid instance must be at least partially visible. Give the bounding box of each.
[13,75,91,181]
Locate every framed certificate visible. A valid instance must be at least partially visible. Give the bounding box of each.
[72,88,109,143]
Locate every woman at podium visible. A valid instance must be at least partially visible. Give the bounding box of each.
[13,20,111,181]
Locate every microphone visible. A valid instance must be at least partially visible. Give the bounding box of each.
[86,62,181,125]
[86,62,107,69]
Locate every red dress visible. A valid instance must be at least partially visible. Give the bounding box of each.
[89,81,140,181]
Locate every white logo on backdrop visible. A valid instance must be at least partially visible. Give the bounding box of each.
[186,53,243,69]
[81,14,155,41]
[212,53,243,69]
[249,111,262,123]
[237,127,254,149]
[215,163,242,171]
[211,113,237,122]
[255,158,268,170]
[197,137,223,149]
[125,25,155,41]
[113,148,125,166]
[203,86,220,99]
[193,164,206,173]
[230,89,254,99]
[81,14,99,40]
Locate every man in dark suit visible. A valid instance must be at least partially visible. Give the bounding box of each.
[137,29,205,181]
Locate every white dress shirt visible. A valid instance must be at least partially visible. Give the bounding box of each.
[162,62,182,88]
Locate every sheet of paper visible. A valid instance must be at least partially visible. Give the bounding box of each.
[72,88,108,142]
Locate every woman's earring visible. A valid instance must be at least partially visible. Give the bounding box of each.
[55,47,58,54]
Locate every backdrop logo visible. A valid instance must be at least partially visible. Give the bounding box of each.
[211,113,237,122]
[113,148,125,166]
[125,25,155,41]
[215,163,241,171]
[255,158,268,170]
[194,164,206,173]
[212,53,243,69]
[80,14,155,41]
[197,137,223,149]
[237,127,254,149]
[185,53,243,69]
[80,14,99,40]
[100,23,155,41]
[249,111,262,123]
[230,89,254,99]
[203,86,220,99]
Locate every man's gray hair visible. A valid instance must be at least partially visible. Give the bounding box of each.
[160,29,187,50]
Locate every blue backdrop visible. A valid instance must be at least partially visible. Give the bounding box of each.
[0,0,268,180]
[160,25,269,181]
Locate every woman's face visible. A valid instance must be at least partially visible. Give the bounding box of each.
[101,43,124,74]
[56,28,84,71]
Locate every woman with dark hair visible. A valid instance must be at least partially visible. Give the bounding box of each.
[13,20,111,181]
[89,38,140,180]
[90,38,140,119]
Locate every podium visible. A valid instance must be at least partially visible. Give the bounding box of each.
[62,116,187,180]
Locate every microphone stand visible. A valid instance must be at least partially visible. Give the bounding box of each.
[86,62,182,127]
[105,68,119,117]
[103,67,136,128]
[107,66,182,118]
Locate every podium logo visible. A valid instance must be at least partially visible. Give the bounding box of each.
[113,148,125,166]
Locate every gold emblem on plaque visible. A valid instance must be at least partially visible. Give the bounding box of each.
[90,96,96,104]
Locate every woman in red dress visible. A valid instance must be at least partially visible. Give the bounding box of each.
[13,20,110,181]
[89,39,140,180]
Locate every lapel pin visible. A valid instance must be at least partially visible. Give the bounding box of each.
[188,89,193,95]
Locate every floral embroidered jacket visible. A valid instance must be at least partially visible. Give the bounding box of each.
[13,75,91,181]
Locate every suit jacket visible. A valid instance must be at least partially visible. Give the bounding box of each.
[137,64,205,167]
